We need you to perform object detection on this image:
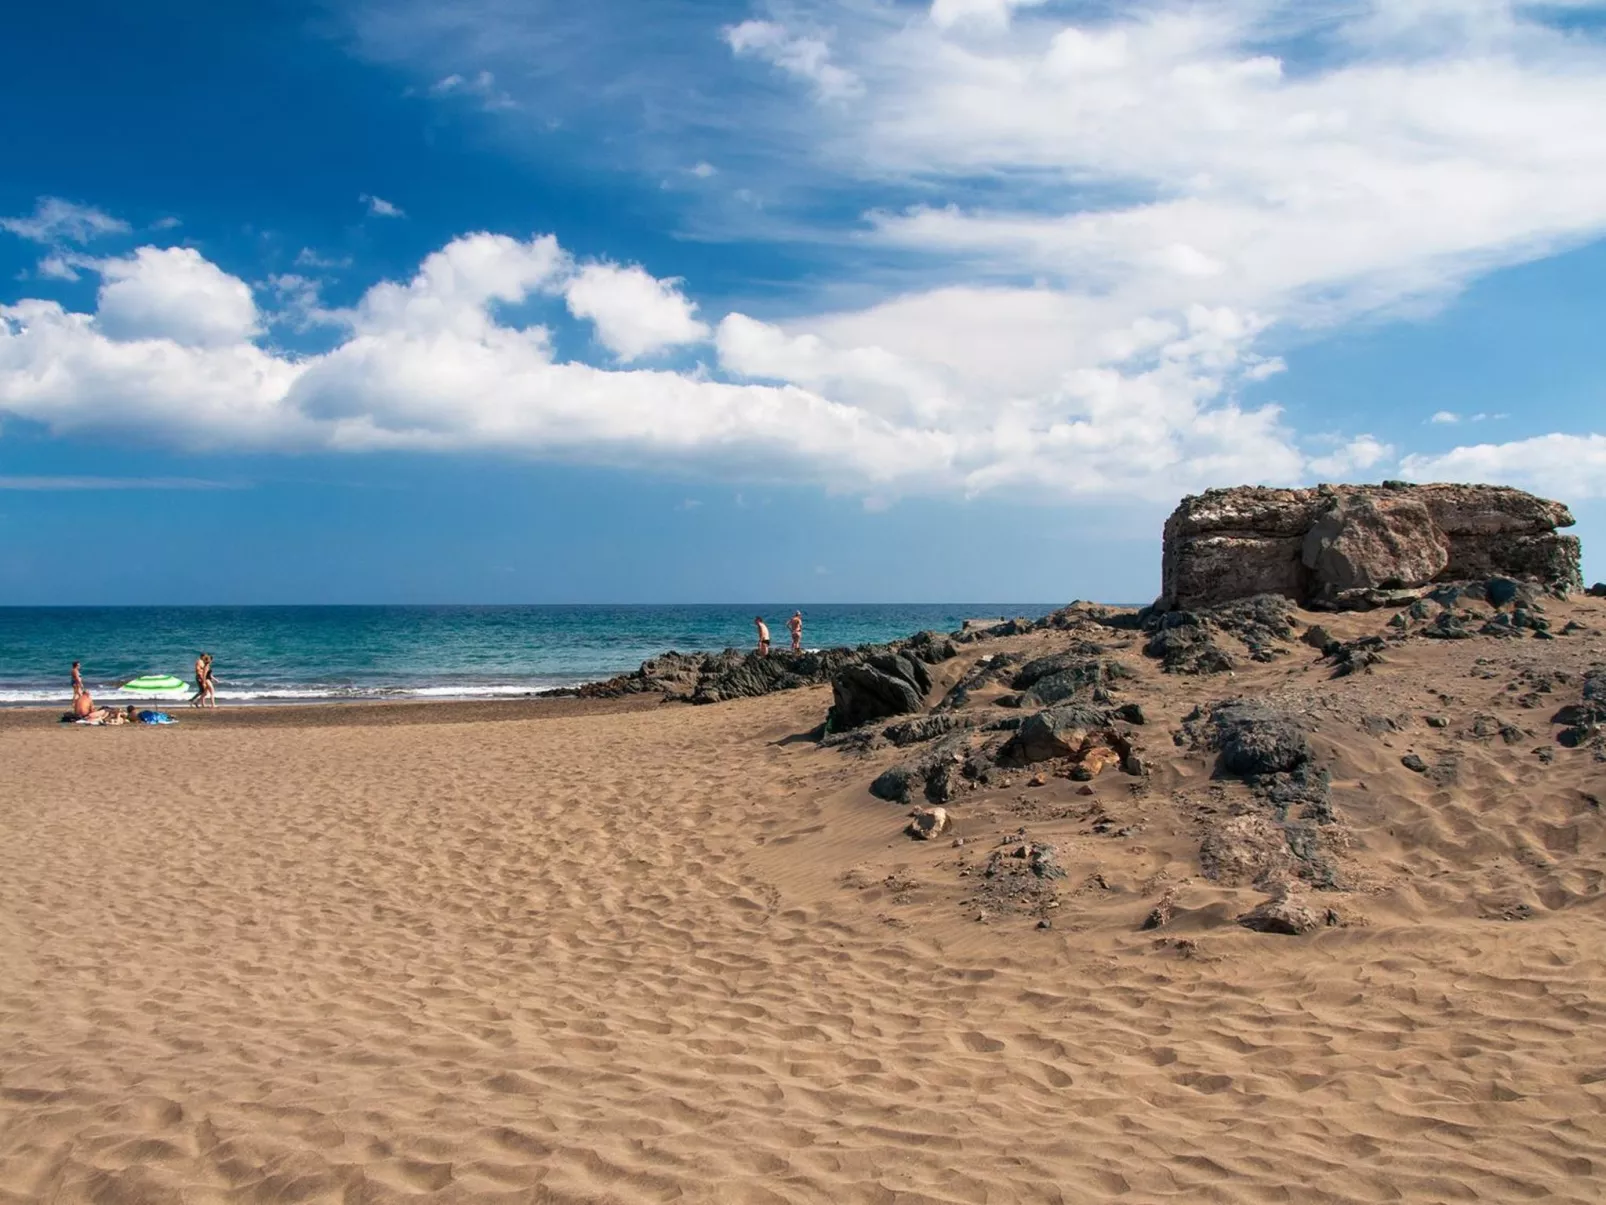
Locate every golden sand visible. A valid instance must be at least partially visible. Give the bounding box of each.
[3,600,1605,1203]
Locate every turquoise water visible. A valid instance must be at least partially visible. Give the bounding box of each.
[0,604,1058,705]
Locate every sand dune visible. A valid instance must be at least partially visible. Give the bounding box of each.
[3,600,1606,1202]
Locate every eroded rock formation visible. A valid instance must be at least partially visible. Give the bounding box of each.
[1160,482,1580,610]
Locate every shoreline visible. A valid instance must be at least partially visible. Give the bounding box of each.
[0,691,671,730]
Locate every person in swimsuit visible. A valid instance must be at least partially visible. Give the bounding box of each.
[788,611,802,652]
[191,653,212,707]
[71,686,96,719]
[71,660,84,699]
[202,655,217,708]
[754,616,770,657]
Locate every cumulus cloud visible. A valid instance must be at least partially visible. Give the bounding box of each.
[1430,411,1461,424]
[564,262,710,360]
[361,194,405,218]
[0,234,1336,497]
[8,2,1606,504]
[724,20,861,100]
[1401,434,1606,500]
[96,246,261,347]
[1,197,129,244]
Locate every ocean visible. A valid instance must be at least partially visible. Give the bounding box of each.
[0,604,1060,706]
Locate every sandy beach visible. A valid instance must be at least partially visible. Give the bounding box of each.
[3,598,1606,1203]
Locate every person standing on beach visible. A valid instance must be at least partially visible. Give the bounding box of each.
[71,661,83,700]
[788,611,802,652]
[202,654,217,708]
[754,616,770,657]
[191,653,214,708]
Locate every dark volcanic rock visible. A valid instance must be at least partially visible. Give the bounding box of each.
[1144,612,1236,675]
[1018,659,1131,707]
[1211,704,1311,776]
[1160,483,1580,611]
[1011,646,1109,690]
[1002,704,1110,765]
[883,713,970,747]
[830,661,925,731]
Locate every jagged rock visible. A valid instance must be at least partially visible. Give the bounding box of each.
[883,714,969,747]
[1421,611,1474,639]
[1011,646,1109,689]
[1301,624,1336,650]
[1237,887,1334,935]
[1211,703,1311,776]
[1160,483,1580,611]
[1401,753,1429,773]
[870,766,914,804]
[1114,702,1147,725]
[1002,705,1109,765]
[906,807,950,840]
[1019,659,1132,707]
[829,653,930,731]
[1144,613,1236,675]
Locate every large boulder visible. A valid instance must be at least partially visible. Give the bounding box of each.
[1002,704,1110,764]
[1211,703,1310,776]
[829,664,923,730]
[1301,494,1449,598]
[1160,482,1580,611]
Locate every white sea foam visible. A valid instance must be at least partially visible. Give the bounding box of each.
[0,682,578,706]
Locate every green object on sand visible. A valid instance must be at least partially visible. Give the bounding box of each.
[122,674,190,694]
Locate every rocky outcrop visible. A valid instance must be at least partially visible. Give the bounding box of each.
[1160,483,1580,611]
[829,653,932,730]
[565,630,957,709]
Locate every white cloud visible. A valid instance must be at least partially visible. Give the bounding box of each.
[690,161,718,178]
[0,236,947,486]
[724,20,861,101]
[563,262,710,360]
[929,0,1049,32]
[1,197,129,244]
[1306,433,1395,479]
[36,255,83,282]
[295,247,353,270]
[428,69,516,110]
[1430,410,1461,424]
[96,246,260,347]
[1401,433,1606,499]
[361,194,405,218]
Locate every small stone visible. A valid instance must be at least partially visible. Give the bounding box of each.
[1076,784,1096,795]
[1028,773,1047,787]
[1036,919,1053,930]
[1425,715,1449,728]
[1401,753,1429,773]
[905,807,951,840]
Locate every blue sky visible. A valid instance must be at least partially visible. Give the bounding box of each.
[2,0,1604,604]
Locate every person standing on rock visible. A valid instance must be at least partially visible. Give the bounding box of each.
[754,616,770,657]
[788,611,802,652]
